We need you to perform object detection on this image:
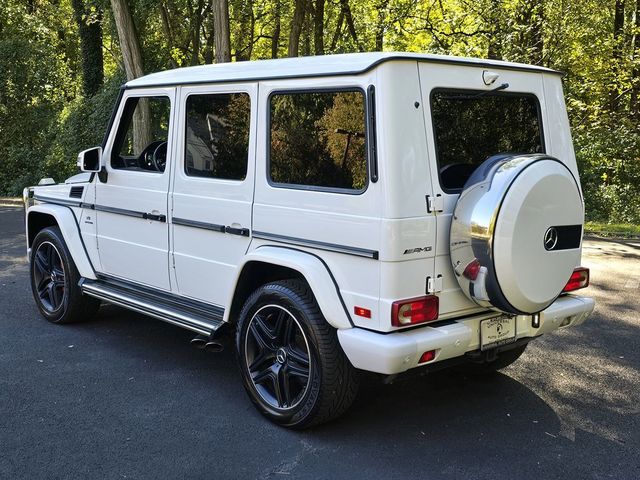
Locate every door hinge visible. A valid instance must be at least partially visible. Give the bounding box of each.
[426,274,443,294]
[426,194,443,213]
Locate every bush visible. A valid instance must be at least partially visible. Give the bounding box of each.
[43,73,124,183]
[573,117,640,224]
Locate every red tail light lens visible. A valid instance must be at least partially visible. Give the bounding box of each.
[463,259,481,280]
[391,295,439,327]
[419,350,436,363]
[563,267,589,292]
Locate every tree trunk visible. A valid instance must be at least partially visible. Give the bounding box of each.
[71,0,104,97]
[235,0,254,61]
[109,0,149,152]
[611,0,625,111]
[375,0,389,51]
[271,0,281,58]
[212,0,232,63]
[160,3,179,68]
[340,0,362,51]
[530,0,544,65]
[486,0,503,60]
[288,0,306,57]
[330,9,344,51]
[313,0,325,55]
[190,0,206,65]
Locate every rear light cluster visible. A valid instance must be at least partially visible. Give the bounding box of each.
[391,295,439,327]
[563,267,589,293]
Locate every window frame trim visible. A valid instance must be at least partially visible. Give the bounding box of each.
[110,93,174,174]
[428,87,546,195]
[266,86,371,196]
[182,91,252,182]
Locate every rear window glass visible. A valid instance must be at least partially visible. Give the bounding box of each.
[185,93,250,180]
[269,90,368,192]
[431,90,544,191]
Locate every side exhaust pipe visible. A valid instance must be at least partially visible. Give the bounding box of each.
[191,324,229,353]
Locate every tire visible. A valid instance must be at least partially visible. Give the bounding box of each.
[30,226,100,324]
[457,343,528,376]
[235,279,358,429]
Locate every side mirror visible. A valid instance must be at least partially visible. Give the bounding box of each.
[77,147,102,172]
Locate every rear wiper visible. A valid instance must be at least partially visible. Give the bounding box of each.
[440,83,510,100]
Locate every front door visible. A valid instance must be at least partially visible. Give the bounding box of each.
[170,84,257,306]
[95,88,176,290]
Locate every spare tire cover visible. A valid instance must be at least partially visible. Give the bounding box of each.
[450,154,583,315]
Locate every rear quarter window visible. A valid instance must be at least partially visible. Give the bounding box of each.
[430,89,544,191]
[268,89,368,193]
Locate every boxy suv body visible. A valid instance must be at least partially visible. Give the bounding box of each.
[24,52,595,428]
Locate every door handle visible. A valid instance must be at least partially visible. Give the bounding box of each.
[143,212,167,222]
[224,226,250,236]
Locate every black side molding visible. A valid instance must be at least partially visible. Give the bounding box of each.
[253,231,379,260]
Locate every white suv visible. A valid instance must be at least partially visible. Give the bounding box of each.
[23,52,594,428]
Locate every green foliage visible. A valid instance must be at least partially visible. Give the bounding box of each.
[0,0,638,224]
[43,74,124,183]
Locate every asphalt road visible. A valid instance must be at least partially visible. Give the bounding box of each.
[1,203,638,479]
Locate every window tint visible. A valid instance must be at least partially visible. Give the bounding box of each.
[112,96,171,173]
[185,93,250,180]
[269,90,367,191]
[431,90,544,190]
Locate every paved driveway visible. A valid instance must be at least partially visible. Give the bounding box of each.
[1,204,638,479]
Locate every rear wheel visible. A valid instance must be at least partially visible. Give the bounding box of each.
[236,280,358,429]
[30,226,100,324]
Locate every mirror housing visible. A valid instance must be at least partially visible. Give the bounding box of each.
[77,147,102,172]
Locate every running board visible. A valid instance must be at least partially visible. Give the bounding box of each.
[79,277,225,336]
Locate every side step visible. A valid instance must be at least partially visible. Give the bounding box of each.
[79,277,225,337]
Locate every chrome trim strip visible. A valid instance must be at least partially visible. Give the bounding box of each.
[172,217,226,233]
[94,272,225,320]
[33,195,82,208]
[80,280,220,336]
[252,231,379,260]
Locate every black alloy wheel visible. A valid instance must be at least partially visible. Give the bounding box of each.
[244,304,312,410]
[236,280,359,429]
[30,226,100,324]
[32,241,67,313]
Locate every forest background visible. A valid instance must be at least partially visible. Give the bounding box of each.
[1,0,639,224]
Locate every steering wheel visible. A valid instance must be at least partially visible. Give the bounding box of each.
[137,140,166,172]
[152,141,168,172]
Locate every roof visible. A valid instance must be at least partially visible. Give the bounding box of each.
[125,52,561,89]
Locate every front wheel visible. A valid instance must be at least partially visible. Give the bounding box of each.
[236,280,358,429]
[30,226,100,324]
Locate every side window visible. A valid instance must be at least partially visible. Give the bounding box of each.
[431,90,544,191]
[112,96,171,173]
[185,93,250,180]
[269,89,368,192]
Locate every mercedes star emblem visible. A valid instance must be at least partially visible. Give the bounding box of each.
[544,227,559,251]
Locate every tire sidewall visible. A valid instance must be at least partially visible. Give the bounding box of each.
[236,284,323,428]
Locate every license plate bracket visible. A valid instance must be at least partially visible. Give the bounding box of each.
[480,315,516,351]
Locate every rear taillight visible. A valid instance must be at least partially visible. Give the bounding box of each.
[563,267,589,292]
[391,295,439,327]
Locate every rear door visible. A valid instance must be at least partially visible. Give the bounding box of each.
[170,84,256,306]
[418,63,547,318]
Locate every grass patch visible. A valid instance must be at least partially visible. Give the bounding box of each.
[584,221,640,238]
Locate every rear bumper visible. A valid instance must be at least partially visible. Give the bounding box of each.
[338,294,595,375]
